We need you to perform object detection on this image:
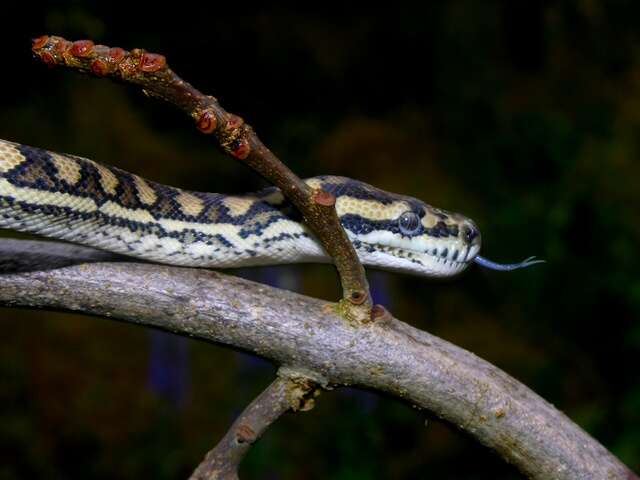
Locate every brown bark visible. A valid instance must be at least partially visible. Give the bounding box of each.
[0,239,636,480]
[31,35,371,321]
[189,376,316,480]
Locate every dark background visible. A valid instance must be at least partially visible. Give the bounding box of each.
[0,2,639,479]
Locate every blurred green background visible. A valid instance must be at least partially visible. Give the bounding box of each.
[0,1,639,478]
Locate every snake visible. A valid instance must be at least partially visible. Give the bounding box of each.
[0,139,542,277]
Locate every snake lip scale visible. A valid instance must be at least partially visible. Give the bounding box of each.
[0,139,541,277]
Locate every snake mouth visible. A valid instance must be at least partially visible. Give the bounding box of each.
[356,241,480,277]
[421,243,481,265]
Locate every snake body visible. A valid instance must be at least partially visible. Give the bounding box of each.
[0,139,493,277]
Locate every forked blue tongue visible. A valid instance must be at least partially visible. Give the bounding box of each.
[474,255,545,271]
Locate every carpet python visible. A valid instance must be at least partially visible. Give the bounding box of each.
[0,139,542,277]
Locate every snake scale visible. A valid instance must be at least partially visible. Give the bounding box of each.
[0,139,541,277]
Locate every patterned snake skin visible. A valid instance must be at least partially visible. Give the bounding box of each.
[0,139,484,277]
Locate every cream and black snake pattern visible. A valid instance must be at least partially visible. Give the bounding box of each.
[0,139,541,277]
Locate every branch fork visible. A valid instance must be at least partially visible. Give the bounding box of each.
[28,34,378,476]
[0,239,637,479]
[189,374,319,480]
[31,34,371,321]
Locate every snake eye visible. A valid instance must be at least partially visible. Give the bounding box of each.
[462,224,479,244]
[398,211,421,236]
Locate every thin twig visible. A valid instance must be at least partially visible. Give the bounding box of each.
[30,35,371,321]
[0,239,637,480]
[190,376,317,480]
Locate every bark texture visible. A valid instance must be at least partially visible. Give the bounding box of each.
[31,35,372,320]
[0,239,636,480]
[189,376,316,480]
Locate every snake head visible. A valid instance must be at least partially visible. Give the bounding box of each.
[307,176,482,277]
[307,176,543,277]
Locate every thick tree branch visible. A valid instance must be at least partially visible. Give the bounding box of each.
[0,239,636,480]
[31,35,371,321]
[190,375,317,480]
